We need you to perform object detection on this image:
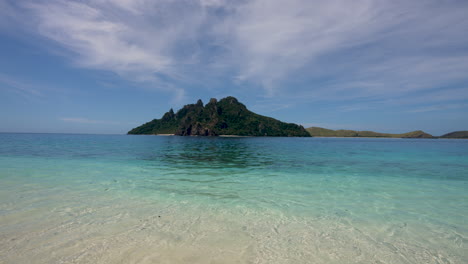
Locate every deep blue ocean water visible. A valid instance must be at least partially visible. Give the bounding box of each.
[0,133,467,263]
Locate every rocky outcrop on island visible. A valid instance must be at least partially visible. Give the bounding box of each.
[128,96,310,137]
[306,127,434,138]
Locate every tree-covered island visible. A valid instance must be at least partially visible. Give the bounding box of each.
[128,96,310,137]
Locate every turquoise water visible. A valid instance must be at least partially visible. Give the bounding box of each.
[0,133,467,263]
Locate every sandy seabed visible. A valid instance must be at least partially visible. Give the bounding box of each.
[1,183,465,264]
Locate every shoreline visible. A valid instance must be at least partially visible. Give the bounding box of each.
[218,135,251,137]
[129,134,466,139]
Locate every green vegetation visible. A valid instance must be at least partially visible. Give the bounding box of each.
[399,130,434,138]
[128,99,464,139]
[128,97,310,137]
[439,131,468,139]
[306,127,433,138]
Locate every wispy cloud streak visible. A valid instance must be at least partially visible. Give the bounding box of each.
[0,73,43,99]
[2,0,467,107]
[60,117,122,125]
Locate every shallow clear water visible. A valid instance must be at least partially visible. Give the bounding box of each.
[0,133,467,263]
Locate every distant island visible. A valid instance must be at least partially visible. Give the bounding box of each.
[306,127,433,138]
[439,131,468,139]
[128,96,310,137]
[128,96,466,138]
[306,127,468,139]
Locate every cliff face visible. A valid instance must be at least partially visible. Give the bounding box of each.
[128,96,310,137]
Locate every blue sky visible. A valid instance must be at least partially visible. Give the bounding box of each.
[0,0,467,135]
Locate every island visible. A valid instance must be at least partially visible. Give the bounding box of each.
[128,96,310,137]
[439,131,468,139]
[128,97,466,138]
[306,127,434,138]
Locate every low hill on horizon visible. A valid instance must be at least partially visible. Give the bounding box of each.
[439,131,468,139]
[128,96,310,137]
[306,127,434,138]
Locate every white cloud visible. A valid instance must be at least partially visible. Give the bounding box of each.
[20,0,210,100]
[26,1,172,76]
[222,0,380,90]
[4,0,468,106]
[222,0,468,97]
